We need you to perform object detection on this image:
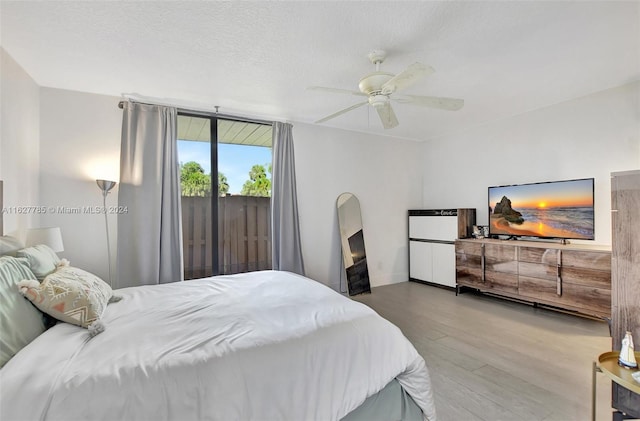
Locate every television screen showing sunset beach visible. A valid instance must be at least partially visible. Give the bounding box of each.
[488,178,594,240]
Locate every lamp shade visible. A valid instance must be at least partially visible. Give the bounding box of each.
[96,179,116,193]
[26,227,64,252]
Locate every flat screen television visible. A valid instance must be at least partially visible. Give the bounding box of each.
[488,178,594,240]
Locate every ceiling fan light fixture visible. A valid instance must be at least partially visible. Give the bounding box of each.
[369,95,388,108]
[358,72,394,94]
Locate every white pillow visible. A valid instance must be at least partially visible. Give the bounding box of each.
[0,235,24,256]
[0,256,46,368]
[16,244,61,280]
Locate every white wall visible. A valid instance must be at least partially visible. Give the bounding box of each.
[39,88,121,281]
[293,123,423,290]
[7,47,635,288]
[421,82,640,246]
[31,85,424,289]
[0,47,41,239]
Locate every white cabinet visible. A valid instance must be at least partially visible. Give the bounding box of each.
[432,243,456,287]
[408,209,475,289]
[409,240,432,283]
[409,240,457,287]
[409,214,458,241]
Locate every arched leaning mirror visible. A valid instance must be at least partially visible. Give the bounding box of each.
[337,193,371,296]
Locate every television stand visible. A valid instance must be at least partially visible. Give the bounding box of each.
[455,238,611,319]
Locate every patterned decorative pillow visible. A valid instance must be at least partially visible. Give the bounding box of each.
[18,266,113,330]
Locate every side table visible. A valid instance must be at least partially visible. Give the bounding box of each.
[593,351,640,421]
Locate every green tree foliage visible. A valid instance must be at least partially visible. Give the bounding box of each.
[180,161,230,197]
[241,164,271,197]
[181,161,211,197]
[218,172,229,196]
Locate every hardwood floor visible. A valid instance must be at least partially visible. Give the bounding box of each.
[353,281,614,421]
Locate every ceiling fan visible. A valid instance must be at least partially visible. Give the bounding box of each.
[308,50,464,129]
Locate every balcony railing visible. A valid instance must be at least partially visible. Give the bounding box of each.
[181,195,272,280]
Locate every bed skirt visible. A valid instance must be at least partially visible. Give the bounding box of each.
[342,379,423,421]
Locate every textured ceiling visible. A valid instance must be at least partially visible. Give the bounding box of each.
[178,115,272,147]
[1,1,639,142]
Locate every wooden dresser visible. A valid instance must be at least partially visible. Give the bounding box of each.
[455,238,611,319]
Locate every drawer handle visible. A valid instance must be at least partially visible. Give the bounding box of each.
[556,250,562,296]
[481,243,486,283]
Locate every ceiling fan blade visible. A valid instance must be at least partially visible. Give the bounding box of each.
[381,63,434,94]
[376,102,399,129]
[307,86,367,97]
[315,101,368,124]
[394,94,464,111]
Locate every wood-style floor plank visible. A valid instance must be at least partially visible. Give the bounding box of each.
[353,281,614,421]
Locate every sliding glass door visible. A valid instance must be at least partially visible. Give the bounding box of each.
[177,114,272,280]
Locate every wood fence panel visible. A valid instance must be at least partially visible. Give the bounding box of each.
[218,197,227,274]
[246,197,258,272]
[204,198,213,275]
[182,201,194,279]
[257,202,271,270]
[192,200,204,275]
[182,195,272,279]
[226,197,241,274]
[238,198,248,273]
[181,197,213,280]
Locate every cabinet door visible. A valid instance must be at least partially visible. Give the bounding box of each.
[409,216,457,241]
[518,247,559,299]
[409,241,432,283]
[484,243,518,274]
[484,243,518,293]
[432,243,455,287]
[559,250,611,315]
[455,240,483,286]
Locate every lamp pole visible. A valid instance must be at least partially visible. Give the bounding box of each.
[96,180,116,287]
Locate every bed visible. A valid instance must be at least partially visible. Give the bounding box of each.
[1,249,436,420]
[0,176,435,421]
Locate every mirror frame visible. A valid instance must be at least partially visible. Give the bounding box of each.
[336,192,371,296]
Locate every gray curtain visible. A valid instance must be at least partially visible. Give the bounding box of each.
[116,102,183,288]
[271,122,305,275]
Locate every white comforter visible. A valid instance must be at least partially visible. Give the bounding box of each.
[1,271,435,421]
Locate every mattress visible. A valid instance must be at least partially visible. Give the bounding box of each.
[0,270,436,420]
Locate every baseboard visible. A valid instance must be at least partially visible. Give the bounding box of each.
[408,278,456,291]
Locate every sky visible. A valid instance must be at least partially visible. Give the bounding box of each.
[178,140,272,194]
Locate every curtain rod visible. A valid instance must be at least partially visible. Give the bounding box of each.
[117,100,273,126]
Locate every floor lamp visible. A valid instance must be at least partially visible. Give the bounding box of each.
[26,227,64,252]
[96,179,116,286]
